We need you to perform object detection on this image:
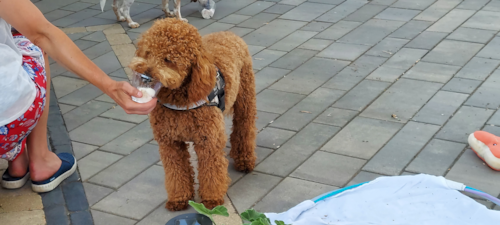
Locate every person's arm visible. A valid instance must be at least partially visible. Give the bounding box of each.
[0,0,156,114]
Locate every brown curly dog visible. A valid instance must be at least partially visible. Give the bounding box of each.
[129,18,257,211]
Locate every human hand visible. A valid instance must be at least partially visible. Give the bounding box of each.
[104,80,157,114]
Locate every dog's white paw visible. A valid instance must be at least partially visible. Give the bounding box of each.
[118,16,126,22]
[180,18,188,23]
[128,22,140,28]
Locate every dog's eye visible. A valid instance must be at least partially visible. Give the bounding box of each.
[164,58,171,63]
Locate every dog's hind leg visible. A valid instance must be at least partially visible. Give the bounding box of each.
[160,141,195,211]
[112,0,126,21]
[162,0,175,17]
[193,116,229,209]
[121,0,140,28]
[174,0,188,22]
[229,63,257,173]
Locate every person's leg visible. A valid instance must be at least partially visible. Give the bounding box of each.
[7,144,28,177]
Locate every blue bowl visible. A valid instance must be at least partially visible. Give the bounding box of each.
[166,213,212,225]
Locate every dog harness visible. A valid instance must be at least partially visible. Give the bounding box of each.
[161,66,226,112]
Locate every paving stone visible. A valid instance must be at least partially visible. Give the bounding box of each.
[465,70,500,109]
[78,150,122,181]
[228,172,282,213]
[247,45,265,56]
[487,110,500,126]
[476,37,500,60]
[67,32,92,41]
[135,204,196,225]
[92,166,167,220]
[75,39,100,51]
[70,210,93,225]
[366,66,405,82]
[298,38,333,51]
[92,51,122,74]
[339,19,405,46]
[236,1,275,16]
[228,27,254,37]
[100,120,154,155]
[322,117,402,159]
[256,127,296,149]
[199,22,235,36]
[183,17,215,31]
[109,68,128,79]
[414,0,461,22]
[72,142,98,161]
[314,108,358,127]
[254,67,290,93]
[58,84,103,106]
[81,31,107,42]
[256,89,304,114]
[383,48,428,69]
[270,57,350,94]
[269,49,317,70]
[59,104,76,114]
[83,183,114,207]
[344,4,387,22]
[457,0,490,10]
[270,88,345,131]
[64,101,114,131]
[406,139,466,176]
[90,144,159,188]
[300,21,332,32]
[61,2,94,11]
[483,0,500,11]
[280,0,306,5]
[292,151,366,186]
[70,117,135,146]
[264,4,295,14]
[317,42,371,61]
[347,171,385,186]
[256,123,339,177]
[62,182,89,211]
[403,61,460,83]
[427,9,475,33]
[82,41,113,60]
[40,186,65,209]
[322,56,387,91]
[52,9,102,27]
[95,2,157,20]
[404,31,447,50]
[238,12,279,29]
[219,14,251,24]
[333,80,390,111]
[363,122,440,175]
[316,0,368,23]
[45,10,74,22]
[412,91,468,126]
[212,0,258,20]
[280,2,335,22]
[375,7,420,21]
[315,20,361,40]
[244,19,307,47]
[423,40,483,66]
[391,0,436,10]
[252,49,287,70]
[44,204,70,225]
[436,106,494,143]
[254,177,336,213]
[446,149,500,198]
[95,94,115,104]
[91,210,137,225]
[254,111,279,132]
[447,28,495,44]
[389,20,432,39]
[455,57,500,81]
[361,79,442,123]
[309,0,344,4]
[268,30,317,52]
[100,106,148,123]
[365,37,409,58]
[52,76,89,99]
[441,78,482,94]
[462,11,500,31]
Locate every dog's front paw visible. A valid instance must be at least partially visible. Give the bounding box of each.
[201,199,225,210]
[165,200,189,211]
[128,22,140,28]
[118,16,126,22]
[180,18,189,23]
[233,159,255,173]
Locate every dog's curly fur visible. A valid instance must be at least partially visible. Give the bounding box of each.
[129,18,257,211]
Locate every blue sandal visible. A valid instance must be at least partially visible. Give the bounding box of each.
[1,169,30,189]
[31,153,77,193]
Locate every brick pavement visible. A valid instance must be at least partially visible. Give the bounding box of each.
[3,0,500,224]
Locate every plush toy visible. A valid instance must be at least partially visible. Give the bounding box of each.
[468,131,500,171]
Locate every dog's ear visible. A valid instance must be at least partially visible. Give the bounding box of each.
[187,48,216,103]
[129,56,148,74]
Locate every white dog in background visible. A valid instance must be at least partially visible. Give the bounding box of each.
[100,0,216,28]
